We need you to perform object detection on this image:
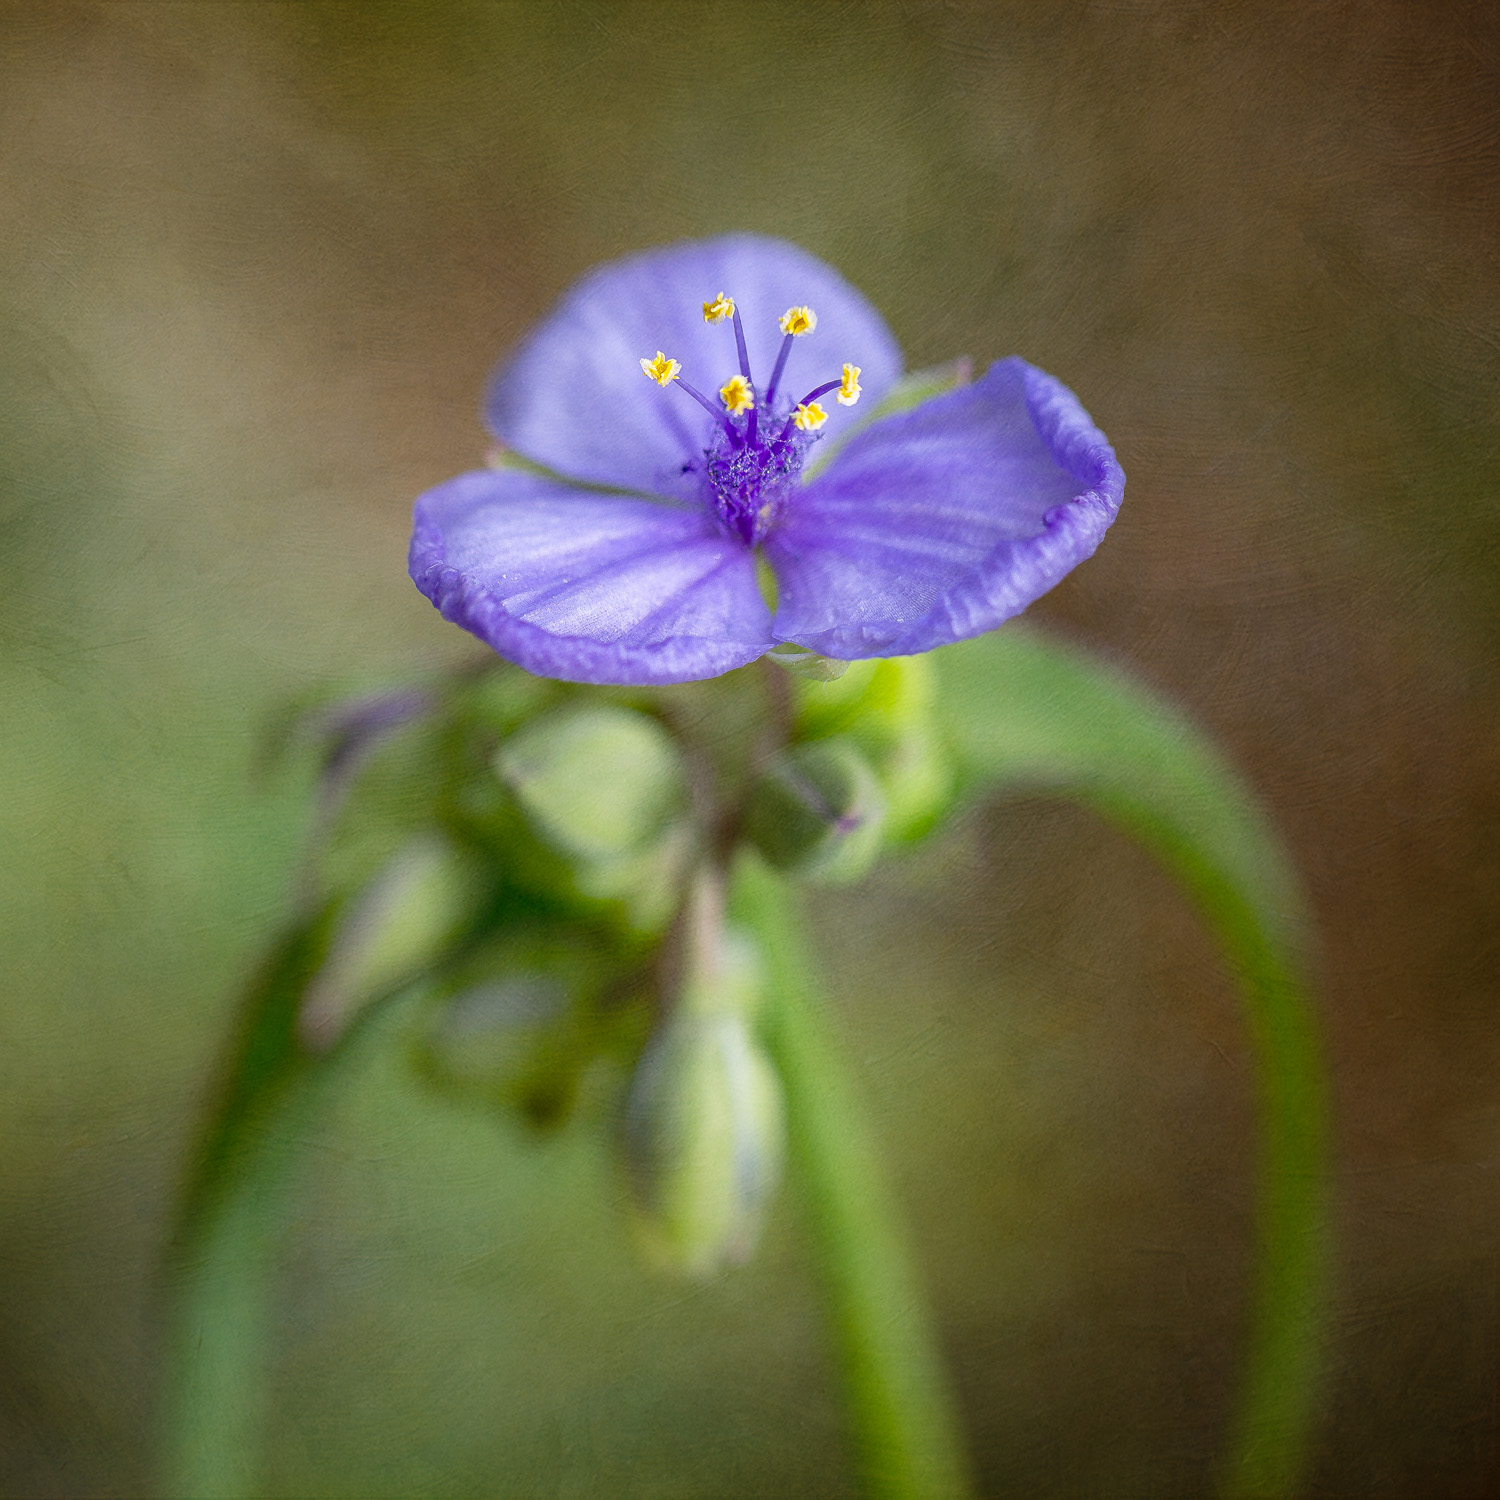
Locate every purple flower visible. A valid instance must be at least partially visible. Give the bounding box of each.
[410,235,1123,685]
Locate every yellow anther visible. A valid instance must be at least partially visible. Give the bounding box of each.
[719,374,755,415]
[640,351,681,386]
[792,401,828,432]
[702,292,736,324]
[837,363,862,406]
[779,305,817,336]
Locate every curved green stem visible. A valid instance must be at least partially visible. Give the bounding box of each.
[160,908,429,1500]
[937,627,1329,1499]
[734,855,976,1500]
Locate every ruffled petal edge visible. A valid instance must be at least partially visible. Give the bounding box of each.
[767,357,1124,659]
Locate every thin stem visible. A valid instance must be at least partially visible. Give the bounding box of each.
[733,855,976,1500]
[1089,788,1328,1499]
[1059,780,1327,1499]
[758,652,796,753]
[1197,883,1328,1500]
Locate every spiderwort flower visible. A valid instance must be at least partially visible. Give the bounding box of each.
[410,235,1124,685]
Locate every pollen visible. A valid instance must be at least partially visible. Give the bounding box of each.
[719,374,755,414]
[640,351,681,386]
[792,401,828,432]
[837,363,862,406]
[702,293,735,324]
[779,305,817,337]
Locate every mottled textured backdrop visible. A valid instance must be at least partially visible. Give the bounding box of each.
[1,3,1496,1495]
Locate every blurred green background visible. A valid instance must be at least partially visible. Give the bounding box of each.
[2,2,1496,1495]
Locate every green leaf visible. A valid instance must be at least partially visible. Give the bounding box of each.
[935,625,1329,1500]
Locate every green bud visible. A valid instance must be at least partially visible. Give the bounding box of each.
[794,655,955,844]
[623,879,783,1274]
[311,702,451,899]
[744,739,886,885]
[621,870,786,1278]
[623,1008,785,1276]
[414,923,649,1129]
[422,970,576,1124]
[569,819,697,935]
[495,704,688,864]
[300,835,485,1050]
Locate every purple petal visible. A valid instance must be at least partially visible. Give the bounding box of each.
[765,358,1124,659]
[486,236,903,502]
[410,470,773,685]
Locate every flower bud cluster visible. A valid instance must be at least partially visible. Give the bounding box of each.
[289,640,961,1275]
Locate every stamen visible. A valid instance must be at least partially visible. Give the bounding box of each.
[640,351,739,438]
[790,377,843,409]
[730,306,756,441]
[778,381,840,439]
[674,376,739,436]
[765,304,817,409]
[640,351,681,386]
[779,306,817,336]
[720,375,755,415]
[780,362,859,435]
[702,293,756,434]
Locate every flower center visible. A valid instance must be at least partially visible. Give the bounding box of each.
[640,295,862,546]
